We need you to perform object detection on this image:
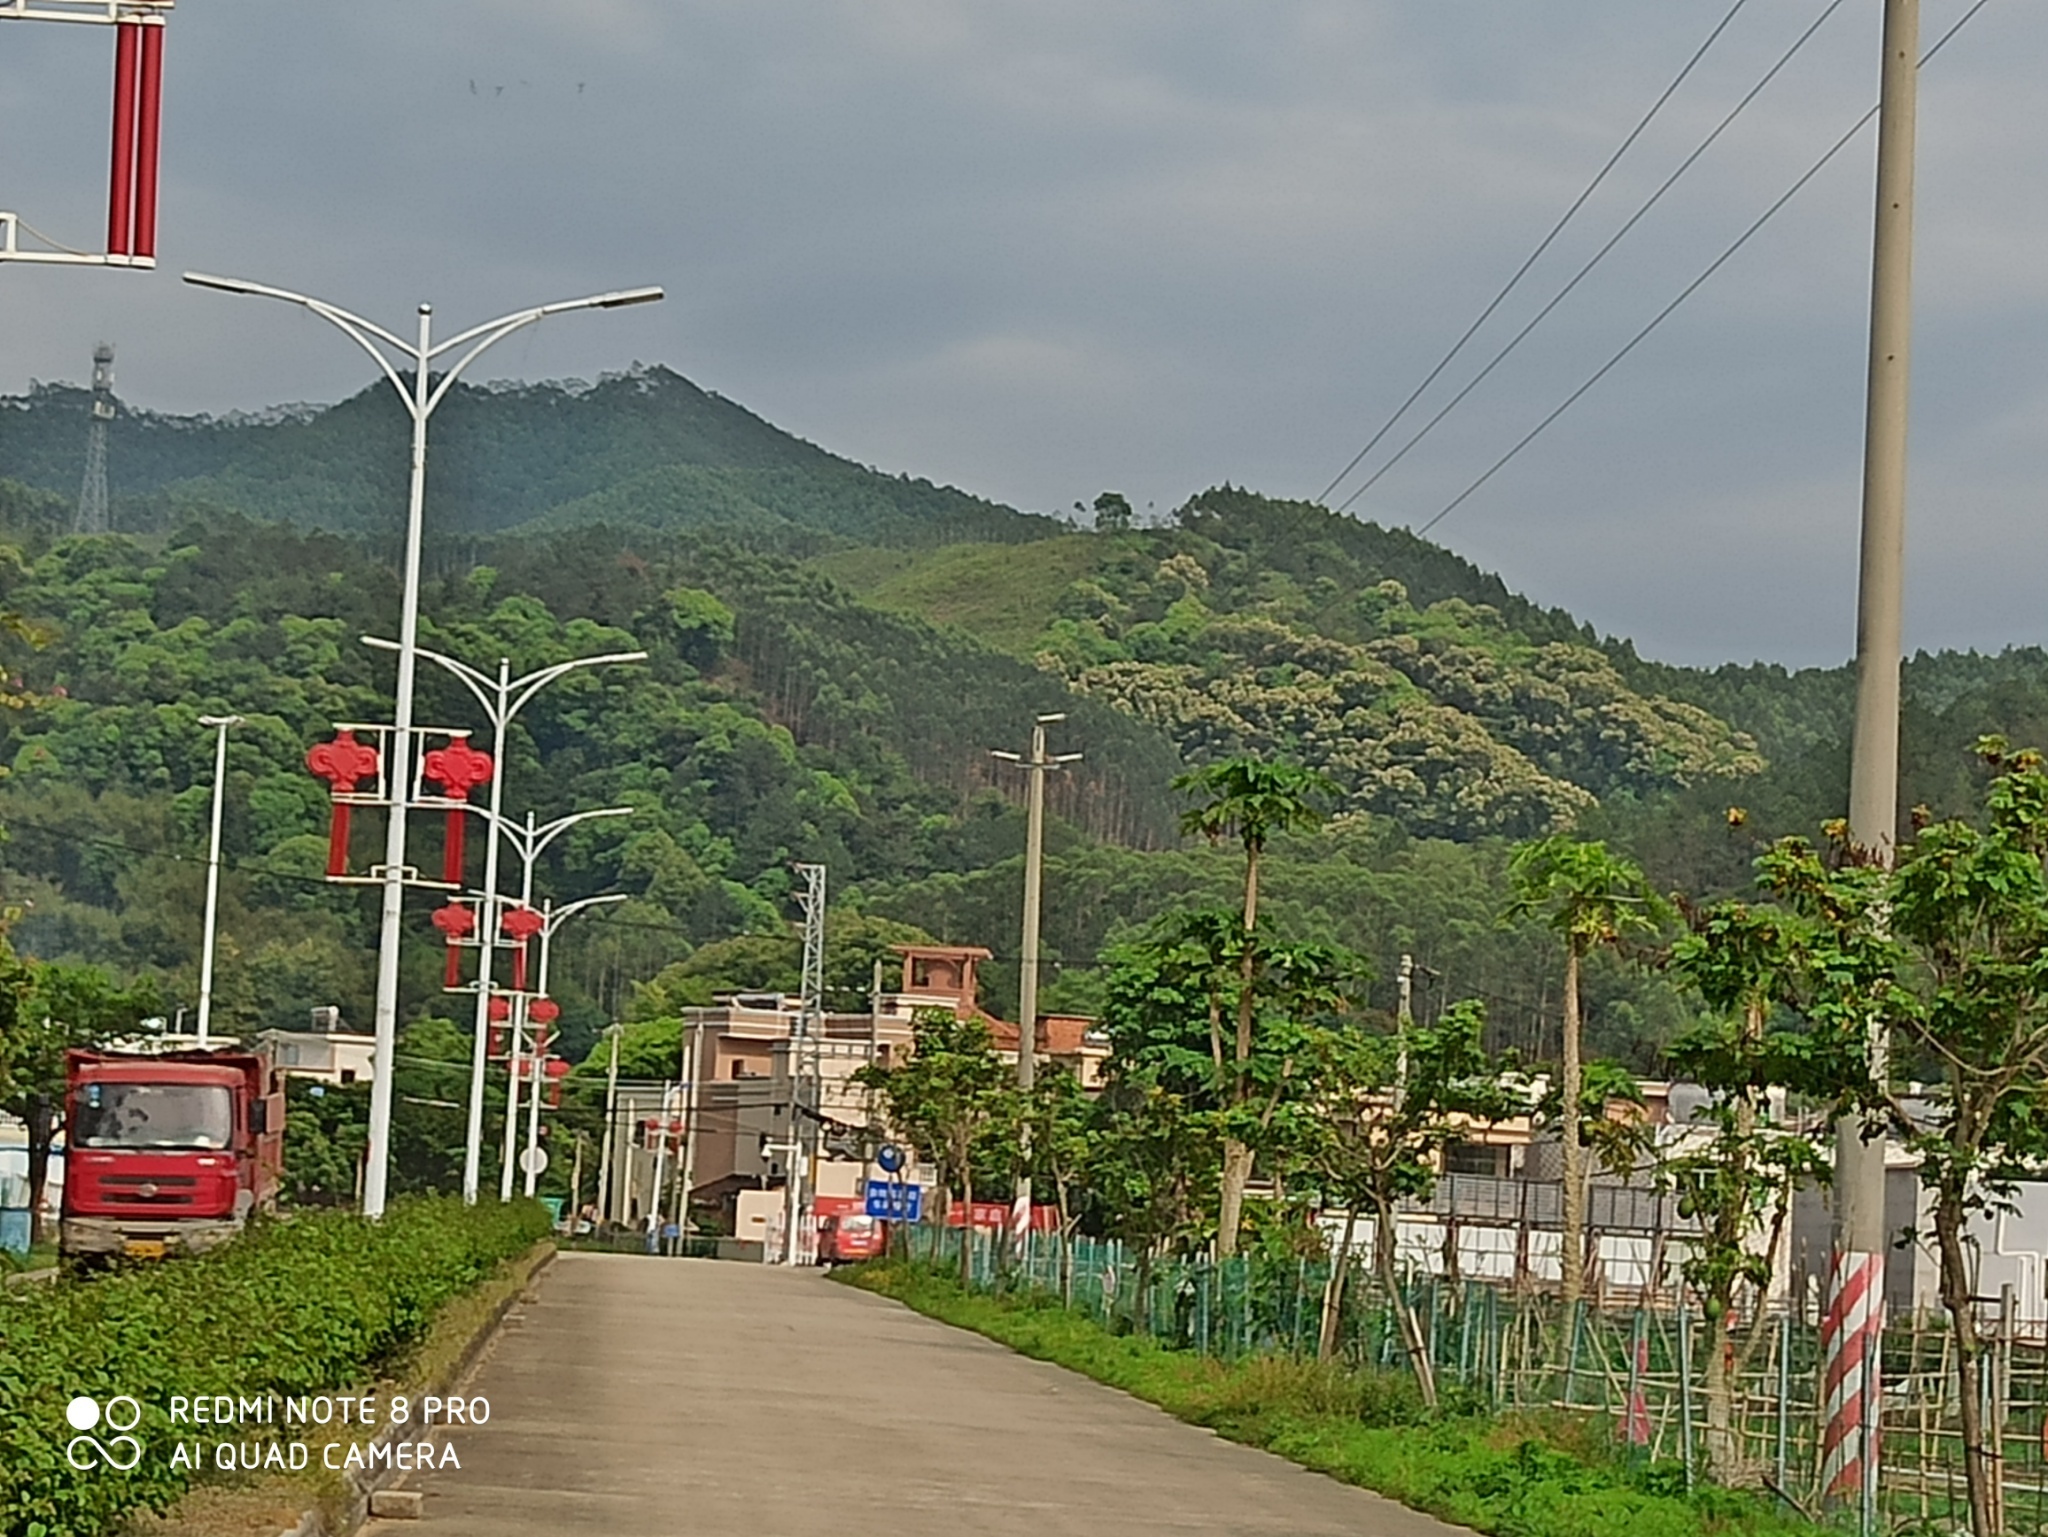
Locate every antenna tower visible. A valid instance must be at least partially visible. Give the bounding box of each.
[784,862,827,1265]
[75,342,114,534]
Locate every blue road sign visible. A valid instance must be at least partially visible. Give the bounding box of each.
[865,1180,922,1222]
[876,1142,906,1174]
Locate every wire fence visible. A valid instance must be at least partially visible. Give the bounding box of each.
[905,1224,2048,1534]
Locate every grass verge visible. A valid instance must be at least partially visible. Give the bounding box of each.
[839,1260,1830,1537]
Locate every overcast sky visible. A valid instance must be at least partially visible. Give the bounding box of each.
[1,1,2042,668]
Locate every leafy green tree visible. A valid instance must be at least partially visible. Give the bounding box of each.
[1172,756,1336,1255]
[1757,743,2048,1537]
[1021,1066,1093,1300]
[1667,899,1828,1481]
[856,1007,1015,1285]
[1090,492,1134,533]
[1298,1000,1520,1402]
[0,960,156,1242]
[1100,912,1357,1258]
[1077,1074,1211,1328]
[1505,835,1663,1302]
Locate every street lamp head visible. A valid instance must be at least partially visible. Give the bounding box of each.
[198,714,244,728]
[596,286,664,309]
[182,271,265,296]
[1036,712,1069,725]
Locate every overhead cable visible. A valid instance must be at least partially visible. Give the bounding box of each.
[1412,0,1995,538]
[1315,0,1757,508]
[1336,0,1851,515]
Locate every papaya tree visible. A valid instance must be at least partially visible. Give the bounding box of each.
[1505,835,1663,1301]
[1667,899,1830,1482]
[1298,999,1521,1402]
[1173,756,1336,1255]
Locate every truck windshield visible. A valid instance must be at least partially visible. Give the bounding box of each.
[73,1083,235,1150]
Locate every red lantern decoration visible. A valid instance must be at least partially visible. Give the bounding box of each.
[544,1056,571,1107]
[305,731,380,876]
[430,902,475,988]
[422,739,493,885]
[528,997,561,1025]
[488,995,511,1022]
[500,906,545,991]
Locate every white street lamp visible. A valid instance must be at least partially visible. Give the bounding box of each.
[363,635,646,1204]
[520,893,628,1197]
[450,804,634,1202]
[194,712,242,1048]
[183,272,661,1219]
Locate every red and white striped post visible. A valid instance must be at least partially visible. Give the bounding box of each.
[1819,1250,1884,1503]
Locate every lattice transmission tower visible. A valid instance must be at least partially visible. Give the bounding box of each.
[75,342,115,534]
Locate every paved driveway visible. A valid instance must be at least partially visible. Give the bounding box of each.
[367,1253,1469,1536]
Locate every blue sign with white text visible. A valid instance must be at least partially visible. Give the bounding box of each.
[864,1180,922,1222]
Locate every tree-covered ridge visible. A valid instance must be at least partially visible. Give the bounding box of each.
[0,367,1050,547]
[0,515,1045,1057]
[873,490,1764,840]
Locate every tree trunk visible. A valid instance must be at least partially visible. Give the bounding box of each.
[1700,1298,1746,1481]
[1374,1193,1436,1407]
[1319,1203,1359,1360]
[25,1093,54,1248]
[1559,945,1586,1304]
[1935,1185,1999,1537]
[1217,1139,1254,1259]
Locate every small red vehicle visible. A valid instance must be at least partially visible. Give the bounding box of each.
[816,1210,886,1263]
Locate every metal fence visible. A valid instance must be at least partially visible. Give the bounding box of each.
[905,1225,2048,1535]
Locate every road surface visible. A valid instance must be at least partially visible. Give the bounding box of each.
[366,1252,1469,1536]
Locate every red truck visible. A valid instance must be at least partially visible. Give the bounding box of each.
[60,1046,285,1261]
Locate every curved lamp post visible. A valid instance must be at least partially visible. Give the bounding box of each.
[364,635,646,1204]
[183,272,660,1218]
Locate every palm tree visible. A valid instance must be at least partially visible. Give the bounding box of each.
[1505,835,1661,1302]
[1173,756,1336,1255]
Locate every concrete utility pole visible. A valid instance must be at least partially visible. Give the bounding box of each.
[193,713,241,1048]
[785,863,827,1266]
[596,1023,620,1226]
[679,1021,703,1243]
[992,716,1081,1235]
[1825,0,1920,1517]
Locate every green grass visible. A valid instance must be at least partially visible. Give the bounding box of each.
[810,534,1106,655]
[838,1261,1831,1537]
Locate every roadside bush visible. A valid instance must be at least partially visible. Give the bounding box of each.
[0,1196,550,1537]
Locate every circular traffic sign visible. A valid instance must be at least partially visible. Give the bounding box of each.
[519,1146,549,1176]
[876,1142,906,1173]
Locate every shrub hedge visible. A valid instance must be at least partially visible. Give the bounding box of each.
[0,1196,551,1537]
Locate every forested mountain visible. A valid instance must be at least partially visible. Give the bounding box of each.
[0,367,1047,547]
[4,368,2048,1073]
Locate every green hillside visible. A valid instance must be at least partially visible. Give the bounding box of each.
[0,367,1051,546]
[5,371,2048,1071]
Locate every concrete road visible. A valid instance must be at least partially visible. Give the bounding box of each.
[367,1253,1469,1536]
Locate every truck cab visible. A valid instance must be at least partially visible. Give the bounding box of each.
[60,1048,284,1260]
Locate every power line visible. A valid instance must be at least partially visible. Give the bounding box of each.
[1316,0,1755,508]
[1410,0,1995,540]
[1333,0,1850,516]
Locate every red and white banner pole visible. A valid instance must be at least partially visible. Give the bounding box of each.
[1819,1250,1884,1506]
